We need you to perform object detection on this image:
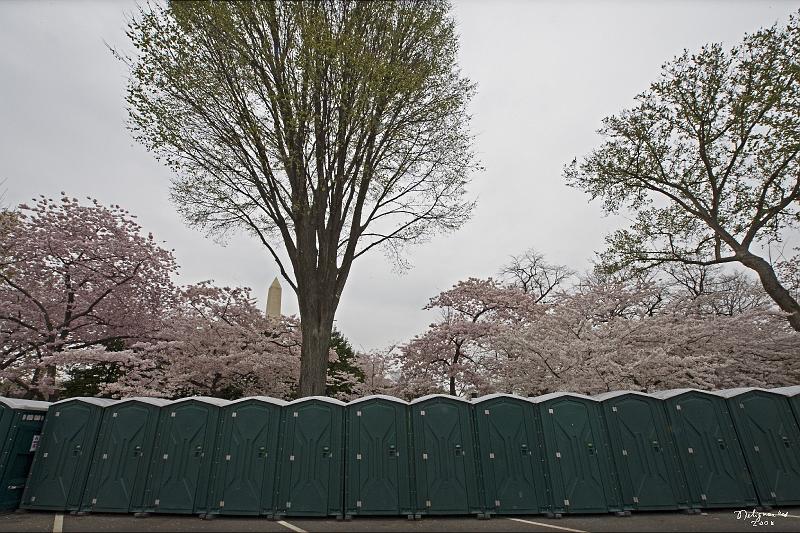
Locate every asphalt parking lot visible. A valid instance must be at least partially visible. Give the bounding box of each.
[2,508,800,533]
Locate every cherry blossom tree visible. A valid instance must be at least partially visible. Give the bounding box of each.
[350,347,398,398]
[497,276,800,395]
[0,195,178,400]
[63,282,303,400]
[396,266,800,398]
[490,277,647,394]
[395,278,538,397]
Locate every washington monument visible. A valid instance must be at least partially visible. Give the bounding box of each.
[266,277,282,318]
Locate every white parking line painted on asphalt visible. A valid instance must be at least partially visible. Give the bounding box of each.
[52,514,64,533]
[277,520,308,533]
[506,517,588,533]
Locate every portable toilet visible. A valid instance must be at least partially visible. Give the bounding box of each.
[652,389,757,509]
[142,396,229,515]
[0,398,50,511]
[345,395,413,518]
[21,397,114,511]
[594,390,690,512]
[274,396,345,518]
[531,392,622,515]
[410,394,483,517]
[79,397,168,514]
[772,386,800,427]
[206,396,286,518]
[472,394,550,517]
[718,387,800,507]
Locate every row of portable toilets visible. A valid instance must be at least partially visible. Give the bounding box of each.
[2,387,800,519]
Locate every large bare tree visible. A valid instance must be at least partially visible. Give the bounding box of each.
[123,1,477,394]
[566,12,800,331]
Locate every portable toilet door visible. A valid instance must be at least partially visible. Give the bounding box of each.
[206,396,286,517]
[274,396,345,518]
[21,397,114,511]
[653,389,757,509]
[345,395,413,518]
[719,388,800,507]
[0,398,50,511]
[410,394,482,517]
[79,397,169,514]
[532,392,622,515]
[594,391,690,512]
[142,397,229,515]
[773,386,800,428]
[472,394,549,517]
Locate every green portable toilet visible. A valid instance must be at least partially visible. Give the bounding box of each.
[718,387,800,507]
[206,396,286,518]
[652,389,757,509]
[531,392,622,516]
[345,395,413,519]
[773,386,800,427]
[142,396,229,515]
[594,390,690,512]
[79,397,169,514]
[472,394,550,517]
[0,398,50,511]
[274,396,345,518]
[21,397,114,511]
[410,394,483,517]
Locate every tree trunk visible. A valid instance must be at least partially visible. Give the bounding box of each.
[24,368,41,400]
[739,252,800,332]
[449,342,462,396]
[45,365,58,402]
[296,278,337,396]
[298,316,334,396]
[25,364,59,401]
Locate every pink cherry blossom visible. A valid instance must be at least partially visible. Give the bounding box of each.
[0,195,178,399]
[394,273,800,398]
[59,282,303,400]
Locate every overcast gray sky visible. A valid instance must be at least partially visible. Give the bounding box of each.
[1,0,798,352]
